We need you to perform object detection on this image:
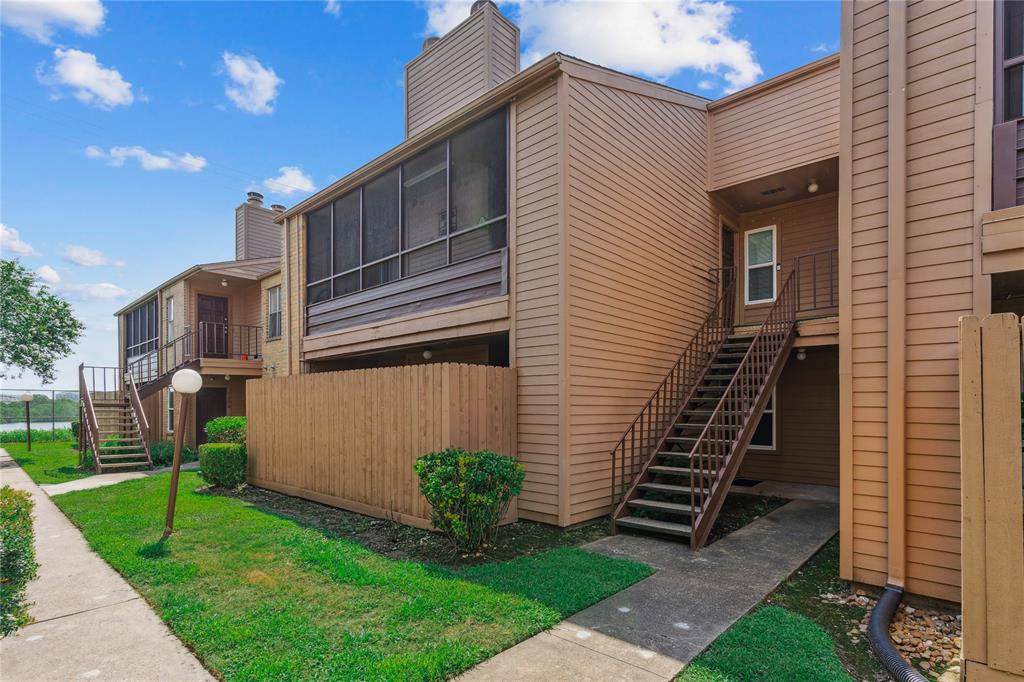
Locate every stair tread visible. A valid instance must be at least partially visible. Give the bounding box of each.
[638,482,711,495]
[98,462,151,470]
[616,516,692,536]
[648,465,706,476]
[626,498,700,514]
[98,444,146,451]
[99,453,151,460]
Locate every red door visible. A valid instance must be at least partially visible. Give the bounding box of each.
[197,295,228,358]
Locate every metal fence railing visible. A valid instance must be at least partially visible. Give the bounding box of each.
[0,388,80,440]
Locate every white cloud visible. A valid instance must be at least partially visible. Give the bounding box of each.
[63,244,125,267]
[425,1,762,94]
[324,0,341,17]
[36,265,61,284]
[424,0,473,35]
[697,79,715,90]
[221,51,283,115]
[1,0,105,44]
[0,224,38,257]
[263,166,315,196]
[84,145,207,172]
[56,282,129,300]
[38,48,133,109]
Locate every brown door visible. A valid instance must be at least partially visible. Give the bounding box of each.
[721,225,736,290]
[197,294,228,358]
[195,387,227,445]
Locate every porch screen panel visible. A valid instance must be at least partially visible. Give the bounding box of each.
[332,190,361,296]
[449,110,508,262]
[363,168,400,287]
[307,205,332,304]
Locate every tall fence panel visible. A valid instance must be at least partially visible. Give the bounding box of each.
[960,314,1024,680]
[246,363,517,529]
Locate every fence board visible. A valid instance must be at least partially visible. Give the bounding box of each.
[960,314,1024,678]
[246,363,518,529]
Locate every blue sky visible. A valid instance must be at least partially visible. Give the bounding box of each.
[1,0,838,390]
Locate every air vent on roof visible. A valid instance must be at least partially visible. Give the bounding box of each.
[761,186,786,196]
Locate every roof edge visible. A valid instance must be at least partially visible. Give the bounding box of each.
[707,52,840,111]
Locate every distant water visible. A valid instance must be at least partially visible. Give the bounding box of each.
[0,421,73,432]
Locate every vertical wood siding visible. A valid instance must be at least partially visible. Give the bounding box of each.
[845,0,981,602]
[513,80,562,524]
[739,347,840,486]
[708,56,840,190]
[564,74,718,524]
[405,6,519,138]
[246,363,517,529]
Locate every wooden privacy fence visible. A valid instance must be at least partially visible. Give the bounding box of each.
[246,363,517,529]
[959,314,1024,681]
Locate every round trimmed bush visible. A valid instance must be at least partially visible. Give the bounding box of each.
[149,440,197,468]
[204,416,246,446]
[414,448,524,551]
[198,443,247,487]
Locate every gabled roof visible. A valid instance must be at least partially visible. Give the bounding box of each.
[114,256,278,316]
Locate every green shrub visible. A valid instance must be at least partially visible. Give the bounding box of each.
[70,420,80,440]
[198,443,247,487]
[0,486,38,636]
[0,428,74,443]
[148,440,198,468]
[205,416,246,446]
[414,448,524,551]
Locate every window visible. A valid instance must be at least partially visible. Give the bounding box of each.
[749,389,775,450]
[999,1,1024,121]
[166,388,174,433]
[305,107,508,304]
[124,298,159,360]
[745,226,776,304]
[267,286,281,338]
[165,297,174,342]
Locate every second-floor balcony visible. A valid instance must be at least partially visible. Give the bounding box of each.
[128,322,263,386]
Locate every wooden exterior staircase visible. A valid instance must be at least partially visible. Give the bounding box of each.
[79,365,152,473]
[610,268,800,548]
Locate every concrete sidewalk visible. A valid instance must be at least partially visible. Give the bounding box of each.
[461,500,839,681]
[0,449,212,681]
[41,461,199,496]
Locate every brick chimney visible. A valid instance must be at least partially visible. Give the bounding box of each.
[235,193,282,260]
[404,0,519,138]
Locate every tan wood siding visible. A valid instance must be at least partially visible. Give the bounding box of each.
[843,0,983,602]
[246,363,517,529]
[736,193,840,325]
[739,347,840,486]
[708,56,840,191]
[405,4,519,138]
[563,73,718,524]
[512,80,561,524]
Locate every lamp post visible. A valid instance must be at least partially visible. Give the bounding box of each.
[20,394,32,452]
[164,368,202,538]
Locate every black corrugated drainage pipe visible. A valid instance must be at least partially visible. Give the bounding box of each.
[868,584,928,682]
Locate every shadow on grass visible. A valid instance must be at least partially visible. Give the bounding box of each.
[138,537,170,559]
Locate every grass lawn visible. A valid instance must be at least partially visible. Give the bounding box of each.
[54,473,652,681]
[677,538,886,682]
[3,441,92,485]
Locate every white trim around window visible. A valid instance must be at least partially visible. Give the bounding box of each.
[748,387,776,451]
[167,387,175,433]
[744,225,777,305]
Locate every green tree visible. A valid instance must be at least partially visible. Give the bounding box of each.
[0,260,84,384]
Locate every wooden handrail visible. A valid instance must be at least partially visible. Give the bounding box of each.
[78,363,102,473]
[687,268,799,548]
[610,277,736,511]
[125,372,153,467]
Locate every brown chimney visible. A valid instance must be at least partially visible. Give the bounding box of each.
[246,191,264,206]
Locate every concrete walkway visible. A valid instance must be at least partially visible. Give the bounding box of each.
[41,461,199,496]
[0,449,212,681]
[462,499,839,681]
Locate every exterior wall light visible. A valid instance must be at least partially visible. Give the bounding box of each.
[807,179,819,193]
[221,278,228,287]
[422,347,433,360]
[165,368,202,538]
[796,348,807,361]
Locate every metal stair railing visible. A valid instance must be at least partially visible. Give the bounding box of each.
[687,268,799,549]
[609,277,736,512]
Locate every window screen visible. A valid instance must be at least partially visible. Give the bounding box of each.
[746,227,776,303]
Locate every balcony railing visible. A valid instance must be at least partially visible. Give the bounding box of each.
[127,323,262,385]
[793,247,838,315]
